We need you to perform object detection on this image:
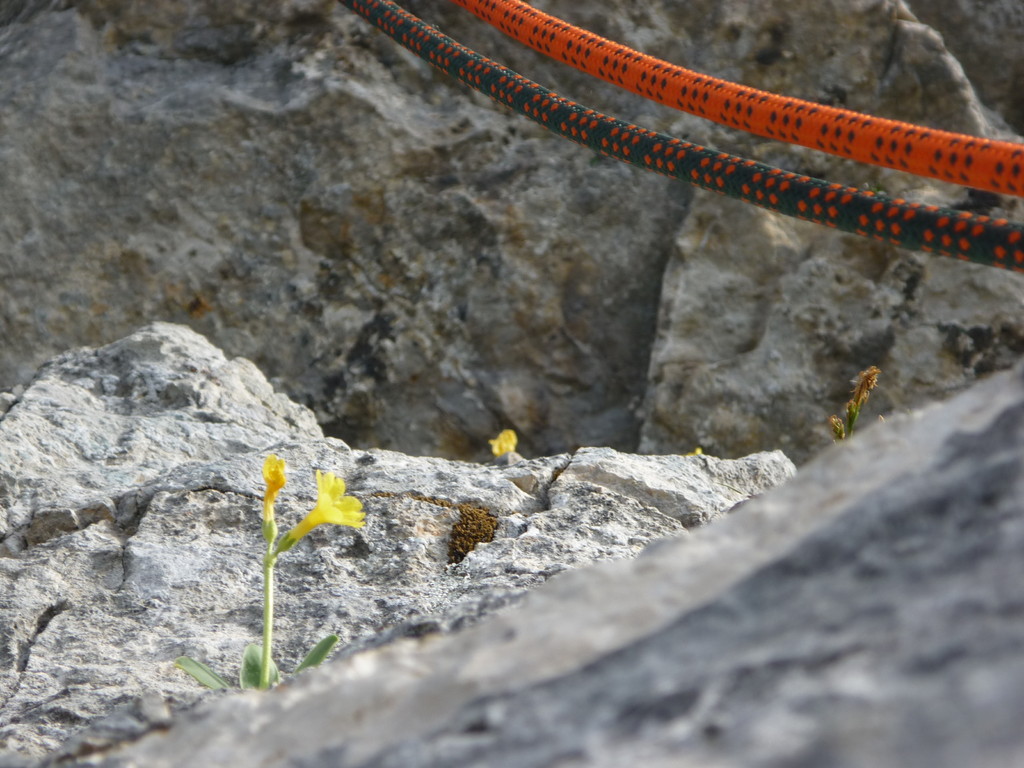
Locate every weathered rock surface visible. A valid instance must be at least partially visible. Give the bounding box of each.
[911,0,1024,133]
[0,323,794,760]
[1,0,1023,463]
[42,328,1024,768]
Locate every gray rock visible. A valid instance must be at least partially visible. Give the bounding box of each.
[0,392,17,418]
[555,447,794,527]
[61,336,1024,768]
[910,0,1024,134]
[0,321,321,539]
[0,0,1022,464]
[0,0,681,461]
[0,324,793,760]
[638,190,1024,460]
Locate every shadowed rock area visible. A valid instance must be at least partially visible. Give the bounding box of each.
[1,0,1023,462]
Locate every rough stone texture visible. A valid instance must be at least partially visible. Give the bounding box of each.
[53,334,1024,768]
[634,1,1024,460]
[910,0,1024,134]
[0,0,1022,464]
[638,193,1024,458]
[0,322,321,538]
[0,0,685,460]
[556,447,794,528]
[0,324,793,760]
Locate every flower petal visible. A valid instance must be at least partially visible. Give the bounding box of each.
[276,469,365,553]
[263,455,287,493]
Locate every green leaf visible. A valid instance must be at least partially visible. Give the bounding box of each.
[240,644,261,690]
[295,634,340,675]
[174,656,231,690]
[240,644,280,690]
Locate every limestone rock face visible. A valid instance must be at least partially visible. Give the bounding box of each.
[36,333,1024,768]
[0,0,1022,463]
[0,324,793,759]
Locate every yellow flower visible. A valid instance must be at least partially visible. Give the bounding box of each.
[276,470,364,553]
[262,454,287,523]
[488,429,518,457]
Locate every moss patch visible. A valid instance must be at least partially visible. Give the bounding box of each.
[447,502,499,564]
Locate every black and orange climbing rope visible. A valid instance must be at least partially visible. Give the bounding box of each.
[337,0,1024,270]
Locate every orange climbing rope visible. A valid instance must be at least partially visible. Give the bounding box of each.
[447,0,1024,197]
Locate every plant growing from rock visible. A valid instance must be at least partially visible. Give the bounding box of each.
[830,366,882,441]
[175,454,365,690]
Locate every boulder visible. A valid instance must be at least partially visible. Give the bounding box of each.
[0,323,794,760]
[0,0,1022,463]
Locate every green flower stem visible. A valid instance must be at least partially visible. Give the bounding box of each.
[261,544,277,690]
[845,402,861,437]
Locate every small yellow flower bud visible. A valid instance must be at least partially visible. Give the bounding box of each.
[262,454,287,524]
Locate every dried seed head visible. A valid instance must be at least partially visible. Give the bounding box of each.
[851,366,881,407]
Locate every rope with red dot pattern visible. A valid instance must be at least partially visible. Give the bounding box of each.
[338,0,1024,269]
[447,0,1024,199]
